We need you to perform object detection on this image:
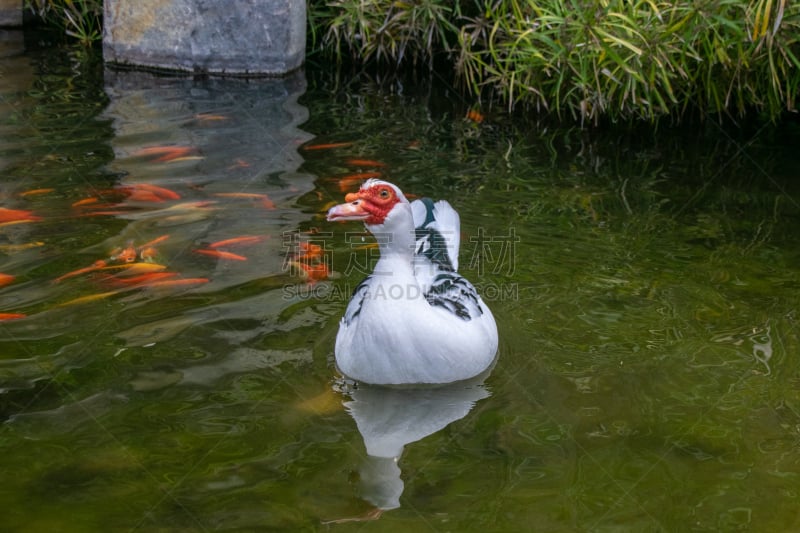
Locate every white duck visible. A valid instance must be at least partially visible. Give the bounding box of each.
[326,179,498,385]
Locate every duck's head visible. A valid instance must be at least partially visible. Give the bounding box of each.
[326,179,410,227]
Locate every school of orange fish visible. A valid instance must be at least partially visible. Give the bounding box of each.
[0,108,486,321]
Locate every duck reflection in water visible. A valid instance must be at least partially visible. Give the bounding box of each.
[335,372,491,517]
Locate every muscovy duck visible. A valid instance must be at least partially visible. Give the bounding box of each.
[326,179,498,385]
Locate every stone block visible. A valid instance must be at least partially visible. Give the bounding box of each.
[0,0,22,27]
[103,0,305,76]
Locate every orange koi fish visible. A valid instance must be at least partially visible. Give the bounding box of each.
[0,208,41,223]
[126,190,164,203]
[0,273,15,287]
[209,236,265,249]
[77,210,131,217]
[338,172,382,192]
[301,142,353,151]
[289,261,329,282]
[295,242,322,259]
[140,235,170,248]
[134,146,196,163]
[138,247,159,262]
[20,188,55,197]
[466,109,485,123]
[57,261,166,283]
[165,156,205,163]
[72,197,100,207]
[55,260,108,282]
[212,192,267,199]
[212,192,275,209]
[0,313,26,321]
[194,249,247,261]
[194,113,229,122]
[109,242,138,263]
[103,272,178,287]
[135,184,181,200]
[100,263,167,275]
[143,278,210,289]
[345,159,387,167]
[120,183,181,202]
[59,291,121,306]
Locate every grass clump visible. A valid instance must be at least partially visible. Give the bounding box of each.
[25,0,103,46]
[309,0,800,123]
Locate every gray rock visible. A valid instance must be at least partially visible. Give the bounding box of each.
[0,0,22,27]
[103,0,305,76]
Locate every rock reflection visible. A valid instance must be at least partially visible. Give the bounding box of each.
[343,375,490,510]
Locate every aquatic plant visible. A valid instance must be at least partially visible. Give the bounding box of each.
[25,0,103,46]
[309,0,800,123]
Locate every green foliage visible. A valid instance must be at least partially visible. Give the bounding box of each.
[309,0,800,123]
[26,0,103,46]
[313,0,462,67]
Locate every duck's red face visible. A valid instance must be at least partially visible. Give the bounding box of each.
[327,180,404,226]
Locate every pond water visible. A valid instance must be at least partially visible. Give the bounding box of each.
[2,36,800,532]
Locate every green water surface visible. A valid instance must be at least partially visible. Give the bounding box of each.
[1,39,799,532]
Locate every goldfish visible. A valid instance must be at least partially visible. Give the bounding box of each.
[288,260,329,282]
[20,188,55,197]
[211,192,268,200]
[99,263,167,275]
[72,184,180,210]
[0,208,41,223]
[212,192,275,209]
[140,235,170,248]
[55,260,108,282]
[301,142,353,151]
[165,156,205,163]
[0,313,26,321]
[121,183,181,202]
[134,146,196,163]
[59,290,122,306]
[106,237,168,264]
[72,197,101,207]
[102,272,178,287]
[77,210,131,217]
[466,109,485,123]
[109,242,138,263]
[138,247,159,262]
[208,236,265,249]
[143,278,210,289]
[56,260,166,283]
[295,242,322,259]
[345,159,387,168]
[194,113,229,122]
[194,249,247,261]
[337,172,382,192]
[0,273,14,287]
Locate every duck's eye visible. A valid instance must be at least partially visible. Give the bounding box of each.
[379,188,391,199]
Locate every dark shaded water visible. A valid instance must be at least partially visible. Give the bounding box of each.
[1,35,800,531]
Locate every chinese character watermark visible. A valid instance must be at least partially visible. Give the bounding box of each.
[281,227,519,302]
[468,227,519,276]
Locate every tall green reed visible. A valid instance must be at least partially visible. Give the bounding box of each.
[310,0,800,123]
